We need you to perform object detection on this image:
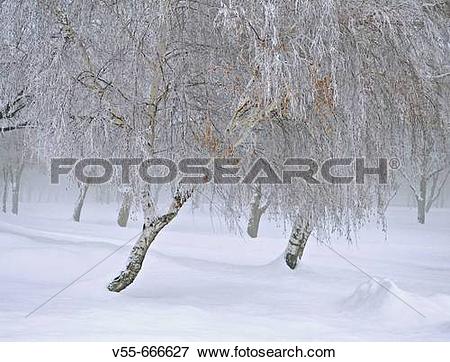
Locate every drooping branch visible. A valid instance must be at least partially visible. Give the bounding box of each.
[48,5,134,131]
[0,92,32,133]
[0,122,32,133]
[426,169,450,212]
[0,91,31,121]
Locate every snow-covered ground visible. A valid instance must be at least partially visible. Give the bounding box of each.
[0,202,449,341]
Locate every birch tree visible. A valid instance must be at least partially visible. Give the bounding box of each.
[1,166,10,213]
[2,0,448,290]
[212,0,449,267]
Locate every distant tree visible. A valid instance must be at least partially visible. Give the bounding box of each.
[1,0,447,291]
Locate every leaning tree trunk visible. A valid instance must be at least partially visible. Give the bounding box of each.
[73,183,89,222]
[426,173,438,213]
[2,167,9,213]
[285,219,312,270]
[151,183,163,215]
[247,185,269,238]
[117,191,132,227]
[141,187,156,224]
[108,187,193,292]
[11,162,24,215]
[417,176,427,225]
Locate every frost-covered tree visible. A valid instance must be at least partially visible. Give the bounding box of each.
[399,72,449,224]
[210,0,449,266]
[0,134,26,215]
[1,0,448,291]
[0,0,41,214]
[247,184,270,238]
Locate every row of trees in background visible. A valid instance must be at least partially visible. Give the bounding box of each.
[1,161,449,224]
[1,0,449,291]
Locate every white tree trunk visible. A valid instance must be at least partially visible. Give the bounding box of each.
[285,219,312,270]
[117,191,132,227]
[107,187,193,292]
[73,184,89,222]
[425,170,449,213]
[417,176,427,225]
[11,162,24,215]
[246,185,269,238]
[2,167,9,213]
[141,187,156,224]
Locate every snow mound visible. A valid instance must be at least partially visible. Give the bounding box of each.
[341,278,436,323]
[343,278,404,310]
